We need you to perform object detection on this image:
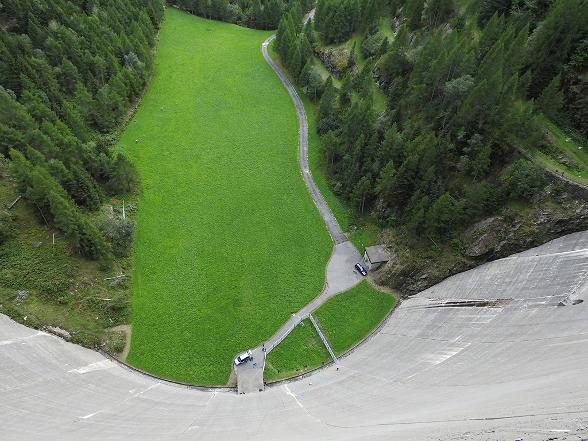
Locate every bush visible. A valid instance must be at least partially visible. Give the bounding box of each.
[501,159,547,200]
[96,216,134,257]
[0,210,15,245]
[361,32,385,58]
[106,155,139,195]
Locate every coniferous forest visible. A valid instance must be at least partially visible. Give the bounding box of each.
[0,0,164,266]
[274,0,587,247]
[170,0,313,29]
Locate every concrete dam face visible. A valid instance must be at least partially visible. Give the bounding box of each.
[1,231,587,440]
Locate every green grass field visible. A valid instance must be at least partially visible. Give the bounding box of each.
[120,9,331,384]
[315,281,396,355]
[264,318,330,381]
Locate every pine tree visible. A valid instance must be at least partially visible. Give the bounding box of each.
[425,192,458,239]
[563,38,588,135]
[525,0,588,96]
[317,77,339,134]
[339,73,353,107]
[405,0,426,29]
[107,155,139,194]
[478,0,512,26]
[536,74,564,119]
[422,0,454,28]
[351,175,371,213]
[290,0,304,32]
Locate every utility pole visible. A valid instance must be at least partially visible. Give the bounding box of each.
[122,200,126,220]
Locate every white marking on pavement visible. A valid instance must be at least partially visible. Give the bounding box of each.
[0,331,46,346]
[77,383,160,420]
[549,338,588,346]
[205,391,217,405]
[284,385,304,410]
[69,360,115,374]
[423,344,470,365]
[80,411,100,419]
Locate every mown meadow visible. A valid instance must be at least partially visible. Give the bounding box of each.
[121,8,331,384]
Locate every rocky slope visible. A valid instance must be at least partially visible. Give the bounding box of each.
[374,184,588,296]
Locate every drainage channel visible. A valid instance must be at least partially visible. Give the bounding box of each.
[309,314,338,364]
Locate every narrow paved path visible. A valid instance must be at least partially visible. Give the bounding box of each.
[234,37,364,393]
[262,35,347,244]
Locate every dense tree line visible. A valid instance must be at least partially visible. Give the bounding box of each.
[170,0,313,29]
[276,0,587,243]
[315,0,387,43]
[0,0,164,265]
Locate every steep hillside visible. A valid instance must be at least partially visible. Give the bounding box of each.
[0,0,163,348]
[274,0,588,294]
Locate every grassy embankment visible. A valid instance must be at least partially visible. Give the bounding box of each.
[121,8,332,385]
[265,281,396,381]
[531,116,588,187]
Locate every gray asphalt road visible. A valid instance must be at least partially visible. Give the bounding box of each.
[261,36,347,245]
[2,232,587,441]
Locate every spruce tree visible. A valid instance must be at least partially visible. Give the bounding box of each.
[536,74,564,119]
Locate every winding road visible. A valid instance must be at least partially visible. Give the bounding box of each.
[262,35,348,245]
[233,36,364,393]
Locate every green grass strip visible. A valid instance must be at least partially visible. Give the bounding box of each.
[314,281,396,355]
[264,318,330,382]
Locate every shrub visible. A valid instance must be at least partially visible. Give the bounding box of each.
[96,216,134,257]
[0,210,15,245]
[501,159,547,200]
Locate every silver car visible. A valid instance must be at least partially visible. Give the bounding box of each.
[234,350,252,366]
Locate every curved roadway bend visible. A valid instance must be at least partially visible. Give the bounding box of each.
[1,231,588,440]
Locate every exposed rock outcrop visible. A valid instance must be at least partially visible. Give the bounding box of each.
[374,187,588,297]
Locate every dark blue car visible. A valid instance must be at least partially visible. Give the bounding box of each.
[355,263,367,276]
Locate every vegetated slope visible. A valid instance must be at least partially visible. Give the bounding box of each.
[264,318,330,381]
[122,8,331,385]
[0,168,130,351]
[0,0,163,266]
[0,0,162,348]
[314,281,395,355]
[273,0,588,295]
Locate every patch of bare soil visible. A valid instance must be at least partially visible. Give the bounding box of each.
[109,324,132,361]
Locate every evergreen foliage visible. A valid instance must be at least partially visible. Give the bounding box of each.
[274,0,587,244]
[170,0,315,30]
[0,0,163,262]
